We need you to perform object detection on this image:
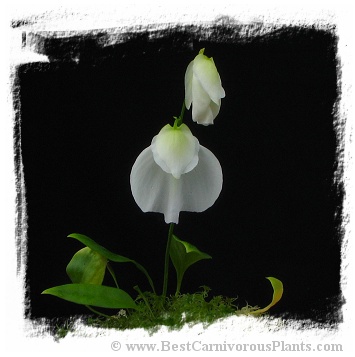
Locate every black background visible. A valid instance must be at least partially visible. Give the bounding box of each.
[17,24,342,324]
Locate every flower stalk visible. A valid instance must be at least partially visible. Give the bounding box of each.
[162,222,175,300]
[162,100,186,299]
[174,101,186,127]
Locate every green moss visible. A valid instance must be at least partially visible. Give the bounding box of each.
[50,287,261,338]
[85,286,259,334]
[52,318,76,340]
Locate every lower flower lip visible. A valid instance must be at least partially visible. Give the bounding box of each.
[130,144,223,224]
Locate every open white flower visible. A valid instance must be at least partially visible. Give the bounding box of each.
[185,48,225,125]
[130,123,223,224]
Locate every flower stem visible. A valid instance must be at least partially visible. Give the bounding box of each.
[180,101,186,122]
[162,223,174,300]
[174,101,186,127]
[163,101,185,299]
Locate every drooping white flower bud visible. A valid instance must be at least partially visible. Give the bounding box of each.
[185,48,225,125]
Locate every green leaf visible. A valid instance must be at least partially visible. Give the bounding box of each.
[68,233,132,262]
[250,277,284,315]
[42,284,138,309]
[170,235,211,295]
[66,247,107,285]
[67,233,155,293]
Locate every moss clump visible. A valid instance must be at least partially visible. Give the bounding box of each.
[50,287,261,338]
[86,286,259,334]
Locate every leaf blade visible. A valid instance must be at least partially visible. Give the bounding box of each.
[66,247,107,285]
[67,233,132,263]
[67,233,155,293]
[250,277,283,315]
[42,284,138,309]
[170,235,211,273]
[170,235,211,294]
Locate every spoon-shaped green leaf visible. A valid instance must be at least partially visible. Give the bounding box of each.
[170,235,211,295]
[67,233,155,293]
[66,247,107,285]
[250,277,283,315]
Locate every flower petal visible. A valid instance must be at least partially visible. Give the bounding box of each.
[192,102,214,125]
[184,61,194,110]
[179,145,223,213]
[190,75,215,125]
[130,145,223,224]
[209,100,221,122]
[193,54,225,104]
[151,123,199,179]
[130,147,185,223]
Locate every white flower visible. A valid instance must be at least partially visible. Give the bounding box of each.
[130,123,223,224]
[185,48,225,125]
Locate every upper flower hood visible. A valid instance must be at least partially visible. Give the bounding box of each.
[184,49,225,125]
[151,123,199,179]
